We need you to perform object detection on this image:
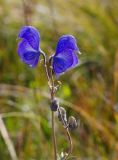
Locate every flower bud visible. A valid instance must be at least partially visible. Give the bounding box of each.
[68,116,77,130]
[50,99,59,111]
[58,107,67,123]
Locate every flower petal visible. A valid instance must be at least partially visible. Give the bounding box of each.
[18,26,40,51]
[18,39,40,67]
[53,49,78,77]
[55,35,79,55]
[23,52,39,67]
[71,51,79,67]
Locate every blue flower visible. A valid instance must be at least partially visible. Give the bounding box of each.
[52,35,80,77]
[17,27,80,77]
[18,26,40,67]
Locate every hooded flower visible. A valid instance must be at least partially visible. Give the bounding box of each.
[52,35,80,77]
[18,26,40,67]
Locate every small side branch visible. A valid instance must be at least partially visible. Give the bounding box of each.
[64,128,72,160]
[57,107,73,160]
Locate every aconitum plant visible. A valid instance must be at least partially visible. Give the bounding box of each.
[17,26,81,160]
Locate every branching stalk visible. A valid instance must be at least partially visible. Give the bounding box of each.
[41,51,57,160]
[41,50,73,160]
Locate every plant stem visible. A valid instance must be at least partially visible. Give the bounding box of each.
[50,57,57,160]
[51,111,57,160]
[58,107,72,160]
[41,51,57,160]
[64,129,72,160]
[40,50,51,86]
[41,51,72,160]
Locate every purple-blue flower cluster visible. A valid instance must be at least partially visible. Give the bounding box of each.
[18,26,80,77]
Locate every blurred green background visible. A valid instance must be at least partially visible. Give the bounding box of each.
[0,0,118,159]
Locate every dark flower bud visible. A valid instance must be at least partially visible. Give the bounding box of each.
[50,99,59,111]
[68,116,77,130]
[58,107,67,124]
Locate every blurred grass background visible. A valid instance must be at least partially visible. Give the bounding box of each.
[0,0,118,159]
